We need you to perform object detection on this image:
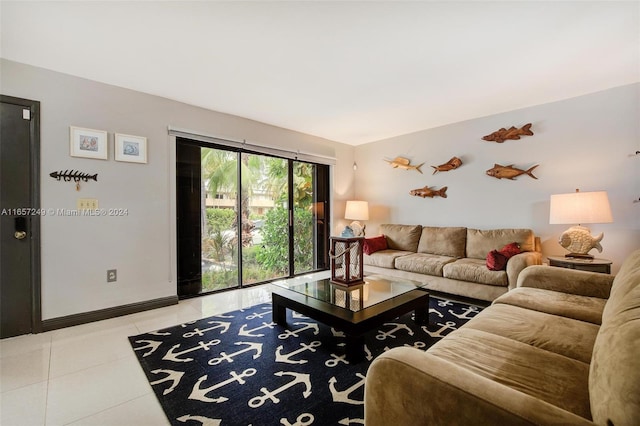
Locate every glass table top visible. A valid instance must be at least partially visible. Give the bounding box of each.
[273,274,426,312]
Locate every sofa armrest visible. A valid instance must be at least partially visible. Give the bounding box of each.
[516,265,613,298]
[506,251,542,290]
[365,347,593,426]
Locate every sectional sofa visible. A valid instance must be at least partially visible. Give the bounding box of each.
[363,224,542,302]
[364,249,640,425]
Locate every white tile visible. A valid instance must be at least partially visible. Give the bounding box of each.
[0,380,47,426]
[48,315,132,341]
[0,332,51,359]
[131,303,204,334]
[0,347,50,393]
[49,324,140,379]
[66,393,169,426]
[45,356,150,426]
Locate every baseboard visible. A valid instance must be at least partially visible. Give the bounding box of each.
[41,295,179,332]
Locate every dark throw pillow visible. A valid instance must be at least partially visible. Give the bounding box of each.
[364,235,388,255]
[486,242,521,271]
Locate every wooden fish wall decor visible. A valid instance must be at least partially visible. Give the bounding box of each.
[409,185,448,198]
[431,156,462,174]
[482,123,533,143]
[385,157,424,174]
[486,164,538,180]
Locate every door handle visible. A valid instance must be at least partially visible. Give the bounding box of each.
[14,217,27,240]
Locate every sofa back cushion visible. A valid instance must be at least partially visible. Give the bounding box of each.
[379,224,422,252]
[589,249,640,425]
[417,226,467,258]
[466,228,535,259]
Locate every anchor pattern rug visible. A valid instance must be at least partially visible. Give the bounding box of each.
[128,296,482,426]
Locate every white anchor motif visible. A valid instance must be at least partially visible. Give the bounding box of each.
[238,321,276,337]
[331,327,346,337]
[176,414,221,425]
[275,341,322,364]
[246,309,272,320]
[182,321,231,338]
[429,307,444,318]
[189,368,257,403]
[133,340,162,357]
[278,322,320,340]
[325,353,349,367]
[148,330,171,336]
[364,344,373,361]
[405,341,427,350]
[248,371,312,408]
[422,321,457,338]
[437,299,453,307]
[149,369,185,395]
[338,418,365,425]
[208,341,263,366]
[376,322,414,340]
[162,340,221,363]
[280,413,314,426]
[448,306,480,320]
[328,373,366,405]
[292,312,309,319]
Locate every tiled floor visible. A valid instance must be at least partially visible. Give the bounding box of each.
[0,283,277,426]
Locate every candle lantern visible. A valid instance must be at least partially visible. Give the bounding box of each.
[330,236,364,286]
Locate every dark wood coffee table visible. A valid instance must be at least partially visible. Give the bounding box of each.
[271,275,429,362]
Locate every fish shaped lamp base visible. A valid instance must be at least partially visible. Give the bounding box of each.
[558,225,604,258]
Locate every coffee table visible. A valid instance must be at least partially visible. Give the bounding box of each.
[271,274,429,362]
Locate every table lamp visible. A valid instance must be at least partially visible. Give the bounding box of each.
[344,200,369,237]
[549,189,613,258]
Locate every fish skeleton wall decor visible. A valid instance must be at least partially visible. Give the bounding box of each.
[482,123,533,143]
[49,170,98,182]
[431,157,462,174]
[486,164,538,180]
[384,157,424,174]
[409,185,448,198]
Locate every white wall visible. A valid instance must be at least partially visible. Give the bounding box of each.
[355,84,640,274]
[0,59,355,320]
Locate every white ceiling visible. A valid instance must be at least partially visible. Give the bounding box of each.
[1,1,639,145]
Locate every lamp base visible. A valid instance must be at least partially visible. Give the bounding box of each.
[558,225,604,259]
[349,221,366,237]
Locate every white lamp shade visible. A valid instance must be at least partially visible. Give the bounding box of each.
[549,191,613,224]
[345,201,369,221]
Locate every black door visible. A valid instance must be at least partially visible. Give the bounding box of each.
[0,95,41,338]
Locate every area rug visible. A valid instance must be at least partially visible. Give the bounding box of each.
[129,296,482,426]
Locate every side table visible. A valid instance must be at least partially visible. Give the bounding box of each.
[547,256,612,274]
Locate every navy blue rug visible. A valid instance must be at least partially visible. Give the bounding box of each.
[129,296,482,425]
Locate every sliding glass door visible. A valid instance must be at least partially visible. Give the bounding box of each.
[176,138,330,297]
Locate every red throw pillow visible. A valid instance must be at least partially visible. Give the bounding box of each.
[486,250,507,271]
[363,235,388,255]
[486,242,522,271]
[500,242,521,258]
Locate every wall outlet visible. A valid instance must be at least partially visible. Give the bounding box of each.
[107,269,117,283]
[77,198,99,210]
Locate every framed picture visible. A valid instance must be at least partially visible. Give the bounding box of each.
[115,133,148,164]
[70,126,108,160]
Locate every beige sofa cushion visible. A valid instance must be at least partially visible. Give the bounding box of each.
[465,303,599,364]
[364,249,413,269]
[394,253,456,277]
[443,258,508,287]
[589,249,640,425]
[494,287,606,325]
[466,228,535,259]
[428,327,592,420]
[417,226,466,258]
[380,224,422,252]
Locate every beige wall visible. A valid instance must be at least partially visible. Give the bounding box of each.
[354,83,640,273]
[0,59,356,320]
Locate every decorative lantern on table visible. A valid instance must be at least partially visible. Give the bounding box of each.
[330,236,364,285]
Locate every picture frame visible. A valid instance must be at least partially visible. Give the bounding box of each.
[115,133,148,164]
[70,126,108,160]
